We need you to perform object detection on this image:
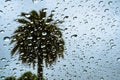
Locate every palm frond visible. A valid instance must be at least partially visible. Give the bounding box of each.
[11,44,19,56]
[21,12,28,17]
[9,39,16,45]
[16,19,30,24]
[46,14,54,22]
[39,9,46,19]
[30,10,39,17]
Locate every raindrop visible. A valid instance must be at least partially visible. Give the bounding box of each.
[100,77,104,80]
[111,25,115,28]
[101,28,105,31]
[5,64,9,67]
[3,36,11,41]
[0,30,5,33]
[0,10,3,13]
[3,44,7,47]
[63,8,67,11]
[89,56,94,60]
[116,58,120,62]
[71,34,77,38]
[83,69,87,73]
[73,16,77,20]
[104,9,109,12]
[96,37,101,41]
[28,43,32,46]
[108,1,112,5]
[64,16,69,19]
[42,32,47,36]
[0,76,5,80]
[32,0,40,4]
[20,69,24,71]
[1,58,6,61]
[109,39,114,43]
[16,62,20,65]
[90,27,95,30]
[13,68,17,71]
[41,45,46,48]
[27,37,33,39]
[99,1,103,4]
[5,0,11,2]
[7,23,11,26]
[25,14,30,18]
[111,44,116,49]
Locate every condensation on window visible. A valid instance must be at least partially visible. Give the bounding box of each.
[0,0,120,80]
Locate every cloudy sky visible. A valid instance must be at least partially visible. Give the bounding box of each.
[0,0,120,80]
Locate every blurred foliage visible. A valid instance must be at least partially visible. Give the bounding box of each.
[10,8,64,80]
[5,71,46,80]
[5,76,16,80]
[17,71,37,80]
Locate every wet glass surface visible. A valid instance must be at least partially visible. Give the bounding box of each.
[0,0,120,80]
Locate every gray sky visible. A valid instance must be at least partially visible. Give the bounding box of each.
[0,0,120,80]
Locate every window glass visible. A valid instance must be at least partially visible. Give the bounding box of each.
[0,0,120,80]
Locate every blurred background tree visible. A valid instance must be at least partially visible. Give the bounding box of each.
[10,9,64,80]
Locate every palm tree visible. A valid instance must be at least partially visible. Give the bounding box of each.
[5,76,16,80]
[17,71,38,80]
[10,9,65,80]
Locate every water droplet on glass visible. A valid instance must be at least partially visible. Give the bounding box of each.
[101,28,105,31]
[71,34,77,38]
[41,45,46,48]
[5,0,11,2]
[28,43,32,46]
[90,27,95,30]
[89,56,94,60]
[13,68,17,71]
[117,58,120,62]
[27,37,33,39]
[100,77,104,80]
[0,76,5,80]
[111,44,116,49]
[3,44,7,47]
[108,1,112,5]
[0,10,3,13]
[16,62,20,65]
[99,1,103,4]
[104,9,109,12]
[73,16,77,20]
[3,36,11,41]
[64,16,69,19]
[83,69,87,73]
[1,58,6,61]
[25,14,30,18]
[42,32,47,36]
[96,37,101,41]
[33,0,40,4]
[5,64,9,67]
[0,30,5,33]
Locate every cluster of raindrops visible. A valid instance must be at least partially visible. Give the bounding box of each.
[0,0,120,80]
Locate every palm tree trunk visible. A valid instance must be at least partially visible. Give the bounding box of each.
[37,55,43,80]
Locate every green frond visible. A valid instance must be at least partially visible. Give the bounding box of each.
[30,10,39,17]
[54,20,64,24]
[14,26,24,33]
[21,12,28,17]
[11,44,19,56]
[9,39,16,45]
[16,19,30,24]
[46,14,54,22]
[39,9,46,19]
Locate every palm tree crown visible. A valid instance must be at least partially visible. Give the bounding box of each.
[10,9,64,80]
